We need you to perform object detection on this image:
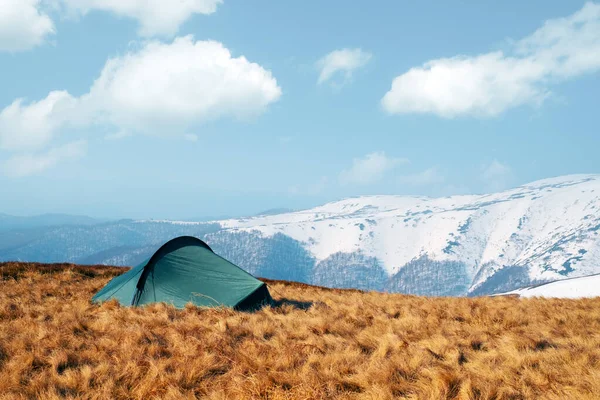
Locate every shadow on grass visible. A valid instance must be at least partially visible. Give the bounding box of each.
[272,298,314,310]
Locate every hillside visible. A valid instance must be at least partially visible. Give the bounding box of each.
[502,274,600,298]
[1,174,599,296]
[1,263,600,399]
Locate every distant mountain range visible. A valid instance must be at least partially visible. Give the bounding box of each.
[0,213,102,232]
[1,174,599,296]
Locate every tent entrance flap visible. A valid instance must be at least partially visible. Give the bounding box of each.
[131,288,142,306]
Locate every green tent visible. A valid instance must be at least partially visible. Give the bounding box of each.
[92,236,272,311]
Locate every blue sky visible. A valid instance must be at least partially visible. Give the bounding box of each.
[0,0,599,219]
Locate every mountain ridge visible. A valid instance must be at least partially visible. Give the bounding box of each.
[201,174,600,295]
[0,212,104,232]
[1,173,599,296]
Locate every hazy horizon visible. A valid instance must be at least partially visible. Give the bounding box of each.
[2,172,598,220]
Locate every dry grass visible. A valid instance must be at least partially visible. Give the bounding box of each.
[1,262,600,399]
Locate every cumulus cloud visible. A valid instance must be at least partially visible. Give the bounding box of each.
[0,0,55,51]
[288,176,329,196]
[340,151,409,185]
[3,140,86,177]
[184,134,198,142]
[0,0,221,50]
[56,0,222,37]
[2,36,281,142]
[481,159,512,192]
[82,36,282,135]
[0,36,281,175]
[398,167,445,186]
[317,48,372,85]
[382,2,600,117]
[0,91,79,151]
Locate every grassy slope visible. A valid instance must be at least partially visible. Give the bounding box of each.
[1,262,600,399]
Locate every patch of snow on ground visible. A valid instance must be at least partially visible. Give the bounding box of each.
[503,274,600,298]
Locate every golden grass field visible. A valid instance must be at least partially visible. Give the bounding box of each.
[1,262,600,399]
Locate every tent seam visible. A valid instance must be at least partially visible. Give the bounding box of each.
[95,265,145,302]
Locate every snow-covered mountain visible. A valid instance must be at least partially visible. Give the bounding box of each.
[499,274,600,298]
[203,174,600,295]
[1,174,599,296]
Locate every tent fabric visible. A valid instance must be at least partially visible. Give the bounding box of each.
[92,236,272,311]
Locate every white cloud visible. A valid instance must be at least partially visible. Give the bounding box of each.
[0,0,221,51]
[0,36,281,145]
[481,159,512,192]
[0,91,79,151]
[184,134,198,142]
[0,0,55,51]
[398,167,444,186]
[382,2,600,117]
[340,151,409,185]
[81,36,281,135]
[482,159,511,180]
[0,36,281,175]
[3,140,86,177]
[288,176,329,196]
[317,48,372,85]
[56,0,222,37]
